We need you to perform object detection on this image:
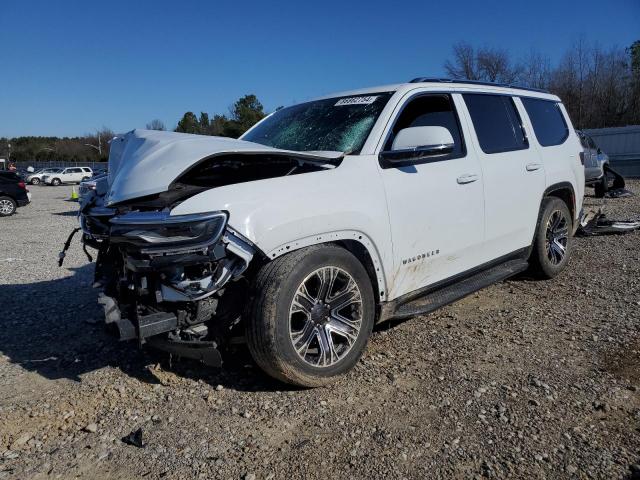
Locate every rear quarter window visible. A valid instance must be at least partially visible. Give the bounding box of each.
[521,97,569,147]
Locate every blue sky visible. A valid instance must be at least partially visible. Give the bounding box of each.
[1,0,638,137]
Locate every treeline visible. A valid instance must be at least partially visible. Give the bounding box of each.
[173,94,267,137]
[0,129,114,164]
[444,39,640,129]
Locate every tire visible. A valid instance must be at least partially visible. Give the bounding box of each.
[594,176,607,198]
[246,245,375,387]
[51,178,61,186]
[528,197,573,279]
[30,178,40,185]
[0,196,17,217]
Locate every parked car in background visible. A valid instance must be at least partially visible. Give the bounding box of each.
[26,168,63,185]
[43,167,93,186]
[0,171,31,216]
[577,130,610,196]
[80,79,584,386]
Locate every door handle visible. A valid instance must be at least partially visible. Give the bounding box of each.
[526,163,542,172]
[456,174,479,184]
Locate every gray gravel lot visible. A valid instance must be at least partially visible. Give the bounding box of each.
[1,182,639,480]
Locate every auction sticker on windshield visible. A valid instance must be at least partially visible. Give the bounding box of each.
[335,96,379,106]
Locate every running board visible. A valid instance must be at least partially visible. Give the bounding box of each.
[388,259,529,321]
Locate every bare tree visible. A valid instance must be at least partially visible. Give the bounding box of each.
[444,42,520,83]
[477,47,521,83]
[520,49,552,89]
[442,39,640,129]
[444,42,480,80]
[146,119,166,131]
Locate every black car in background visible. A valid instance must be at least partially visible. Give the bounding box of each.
[0,171,31,216]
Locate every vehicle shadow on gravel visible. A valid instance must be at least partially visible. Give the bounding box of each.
[52,211,80,217]
[0,264,295,393]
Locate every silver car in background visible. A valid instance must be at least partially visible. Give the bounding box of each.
[577,130,610,197]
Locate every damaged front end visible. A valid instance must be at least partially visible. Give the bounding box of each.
[73,129,342,366]
[89,207,253,363]
[82,205,255,366]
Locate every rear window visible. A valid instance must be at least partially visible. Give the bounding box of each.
[463,94,528,154]
[521,98,568,147]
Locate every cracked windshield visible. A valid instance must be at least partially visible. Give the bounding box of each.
[243,93,392,153]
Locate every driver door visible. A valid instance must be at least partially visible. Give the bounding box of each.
[378,93,486,300]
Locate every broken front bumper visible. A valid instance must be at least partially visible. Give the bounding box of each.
[81,205,256,365]
[97,292,223,366]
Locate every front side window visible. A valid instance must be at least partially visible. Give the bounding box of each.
[463,94,528,154]
[521,97,568,147]
[383,94,465,159]
[242,93,393,154]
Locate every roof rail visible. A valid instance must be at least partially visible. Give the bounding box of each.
[408,77,549,94]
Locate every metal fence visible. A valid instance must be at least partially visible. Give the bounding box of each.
[18,161,108,171]
[584,125,640,177]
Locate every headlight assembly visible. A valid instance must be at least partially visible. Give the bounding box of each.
[110,211,227,248]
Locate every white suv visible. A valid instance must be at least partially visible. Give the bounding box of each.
[79,79,584,386]
[44,167,93,186]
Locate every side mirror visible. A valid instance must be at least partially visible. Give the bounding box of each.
[380,126,455,164]
[596,147,602,155]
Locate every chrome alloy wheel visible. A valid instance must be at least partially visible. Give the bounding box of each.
[545,210,569,265]
[289,266,363,367]
[0,199,14,215]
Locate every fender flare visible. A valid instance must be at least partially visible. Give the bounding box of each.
[543,181,576,219]
[265,230,388,301]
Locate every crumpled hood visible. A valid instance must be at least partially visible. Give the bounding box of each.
[106,129,342,205]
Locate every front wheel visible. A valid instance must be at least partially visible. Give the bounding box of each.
[246,245,375,387]
[528,197,573,279]
[51,178,61,186]
[30,178,40,185]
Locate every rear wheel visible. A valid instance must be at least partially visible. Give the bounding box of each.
[529,197,572,279]
[246,245,375,387]
[30,178,40,185]
[0,196,17,217]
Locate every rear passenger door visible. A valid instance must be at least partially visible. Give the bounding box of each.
[66,168,82,182]
[460,94,546,260]
[378,93,485,299]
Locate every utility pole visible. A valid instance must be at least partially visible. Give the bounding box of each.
[84,132,102,155]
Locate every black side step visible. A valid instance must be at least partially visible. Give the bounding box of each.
[390,259,528,321]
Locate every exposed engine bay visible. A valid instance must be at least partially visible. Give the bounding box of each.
[74,133,341,366]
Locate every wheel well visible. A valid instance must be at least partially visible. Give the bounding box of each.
[336,240,381,304]
[544,185,575,221]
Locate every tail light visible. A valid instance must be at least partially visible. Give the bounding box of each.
[17,181,26,189]
[579,151,585,165]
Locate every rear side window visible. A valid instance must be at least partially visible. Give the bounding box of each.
[521,97,568,147]
[463,94,528,154]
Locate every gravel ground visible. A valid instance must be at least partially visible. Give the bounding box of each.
[1,182,639,480]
